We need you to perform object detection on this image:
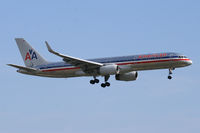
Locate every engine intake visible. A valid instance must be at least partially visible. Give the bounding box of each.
[115,71,138,81]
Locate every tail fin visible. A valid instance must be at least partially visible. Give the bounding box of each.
[15,38,48,67]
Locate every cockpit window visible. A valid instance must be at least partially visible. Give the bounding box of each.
[179,56,187,58]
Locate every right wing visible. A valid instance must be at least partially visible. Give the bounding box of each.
[45,41,103,71]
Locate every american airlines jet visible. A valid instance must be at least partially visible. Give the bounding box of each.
[8,38,192,87]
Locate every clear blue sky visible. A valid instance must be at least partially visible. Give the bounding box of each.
[0,0,200,133]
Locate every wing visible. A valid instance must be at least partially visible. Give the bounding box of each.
[45,41,103,71]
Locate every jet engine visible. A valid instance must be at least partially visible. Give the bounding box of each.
[99,65,120,76]
[115,71,138,81]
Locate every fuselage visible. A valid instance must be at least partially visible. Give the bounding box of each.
[18,52,192,78]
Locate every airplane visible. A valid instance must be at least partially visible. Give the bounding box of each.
[8,38,192,88]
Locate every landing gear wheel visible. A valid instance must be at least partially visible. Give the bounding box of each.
[101,83,106,88]
[90,76,99,85]
[90,80,95,84]
[168,68,174,80]
[94,79,99,83]
[100,75,111,88]
[105,82,110,87]
[168,76,172,80]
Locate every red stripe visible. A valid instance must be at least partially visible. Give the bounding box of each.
[42,58,191,72]
[42,67,80,72]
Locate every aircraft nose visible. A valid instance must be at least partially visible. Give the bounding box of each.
[187,59,192,65]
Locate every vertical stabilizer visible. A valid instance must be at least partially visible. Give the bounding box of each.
[15,38,48,67]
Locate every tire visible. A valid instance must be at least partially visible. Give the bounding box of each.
[101,83,106,88]
[105,82,110,87]
[95,79,99,83]
[168,76,172,80]
[90,80,95,84]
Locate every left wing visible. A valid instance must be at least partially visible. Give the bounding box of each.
[45,41,103,71]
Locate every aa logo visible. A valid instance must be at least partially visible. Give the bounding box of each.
[25,49,37,61]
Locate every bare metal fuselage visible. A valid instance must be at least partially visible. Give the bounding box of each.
[18,57,192,78]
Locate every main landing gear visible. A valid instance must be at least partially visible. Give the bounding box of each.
[101,75,110,88]
[89,75,111,88]
[168,68,175,80]
[90,76,99,84]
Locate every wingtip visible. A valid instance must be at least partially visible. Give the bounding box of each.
[45,41,51,50]
[15,38,24,41]
[45,41,54,53]
[7,64,14,66]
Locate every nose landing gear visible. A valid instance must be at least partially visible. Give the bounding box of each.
[168,75,172,80]
[168,68,175,80]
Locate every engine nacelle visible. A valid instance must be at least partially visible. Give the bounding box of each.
[115,71,138,81]
[99,65,119,76]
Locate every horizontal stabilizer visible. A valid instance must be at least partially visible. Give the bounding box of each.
[7,64,37,72]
